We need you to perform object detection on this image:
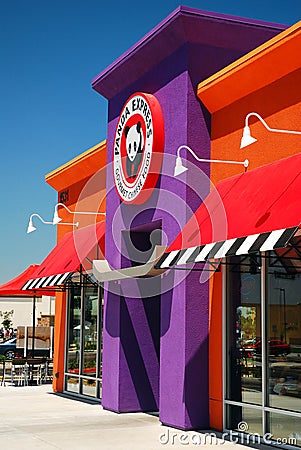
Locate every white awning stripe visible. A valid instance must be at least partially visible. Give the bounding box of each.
[47,273,65,286]
[213,238,237,259]
[176,246,199,265]
[235,233,260,255]
[22,279,34,291]
[160,250,181,268]
[33,277,48,288]
[194,242,216,262]
[260,228,287,252]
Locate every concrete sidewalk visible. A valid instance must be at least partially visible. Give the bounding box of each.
[0,384,265,450]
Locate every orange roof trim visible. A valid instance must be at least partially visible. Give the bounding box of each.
[197,21,301,113]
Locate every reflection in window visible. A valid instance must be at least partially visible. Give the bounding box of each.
[82,379,97,397]
[226,240,301,446]
[65,282,103,399]
[269,412,301,447]
[268,247,301,414]
[226,255,262,406]
[82,286,98,378]
[226,404,262,436]
[67,285,81,374]
[66,375,79,393]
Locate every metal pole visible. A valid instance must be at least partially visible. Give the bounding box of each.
[24,326,27,358]
[261,252,267,434]
[281,288,287,342]
[32,293,36,358]
[222,258,227,431]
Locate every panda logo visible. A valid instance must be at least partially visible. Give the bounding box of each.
[124,121,144,179]
[113,92,164,203]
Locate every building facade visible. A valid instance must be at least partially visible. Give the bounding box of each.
[17,7,301,448]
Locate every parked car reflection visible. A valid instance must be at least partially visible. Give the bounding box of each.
[242,339,291,356]
[0,337,17,359]
[273,379,301,397]
[269,362,301,398]
[0,337,50,359]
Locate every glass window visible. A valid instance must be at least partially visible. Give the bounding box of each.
[81,286,98,378]
[225,242,301,447]
[226,255,262,406]
[267,247,301,413]
[82,379,97,397]
[66,375,79,393]
[66,285,81,374]
[226,404,262,436]
[269,412,301,447]
[65,281,103,399]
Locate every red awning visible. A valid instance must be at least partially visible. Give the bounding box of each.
[156,152,301,269]
[22,222,105,290]
[0,265,55,297]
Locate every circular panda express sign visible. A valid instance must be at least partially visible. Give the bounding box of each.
[113,92,164,204]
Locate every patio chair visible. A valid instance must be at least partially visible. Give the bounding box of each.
[11,359,28,386]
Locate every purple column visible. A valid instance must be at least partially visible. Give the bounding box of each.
[102,68,211,423]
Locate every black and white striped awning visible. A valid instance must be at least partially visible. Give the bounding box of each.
[22,272,72,290]
[155,227,298,269]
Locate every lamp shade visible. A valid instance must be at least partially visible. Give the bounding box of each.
[27,218,36,234]
[52,208,62,225]
[240,125,257,149]
[174,156,188,177]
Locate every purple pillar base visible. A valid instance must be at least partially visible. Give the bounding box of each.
[102,283,160,413]
[159,270,209,430]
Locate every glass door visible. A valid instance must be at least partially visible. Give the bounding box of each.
[226,254,263,435]
[65,282,103,399]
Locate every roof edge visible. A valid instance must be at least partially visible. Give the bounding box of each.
[197,21,301,112]
[92,6,286,94]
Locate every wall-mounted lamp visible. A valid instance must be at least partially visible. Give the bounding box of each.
[53,203,106,225]
[27,213,78,234]
[240,112,301,149]
[174,145,249,177]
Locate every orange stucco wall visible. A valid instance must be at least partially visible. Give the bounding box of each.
[55,175,106,242]
[52,290,67,391]
[46,141,107,392]
[198,28,301,431]
[210,68,301,186]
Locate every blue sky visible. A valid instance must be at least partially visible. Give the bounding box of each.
[0,0,300,285]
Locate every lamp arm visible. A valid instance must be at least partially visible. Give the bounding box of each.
[59,222,79,228]
[177,145,248,167]
[55,202,105,216]
[245,112,301,135]
[55,203,73,214]
[30,213,53,225]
